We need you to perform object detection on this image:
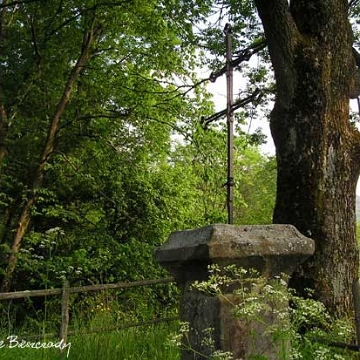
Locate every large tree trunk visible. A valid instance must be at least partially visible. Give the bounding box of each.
[254,0,360,316]
[0,25,101,293]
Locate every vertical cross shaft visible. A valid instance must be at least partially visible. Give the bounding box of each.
[225,23,234,224]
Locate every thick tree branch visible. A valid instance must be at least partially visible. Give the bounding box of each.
[1,23,102,293]
[38,25,102,173]
[254,0,299,107]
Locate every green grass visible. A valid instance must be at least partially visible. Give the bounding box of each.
[0,316,358,359]
[0,322,180,360]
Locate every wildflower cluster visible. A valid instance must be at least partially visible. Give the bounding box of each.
[192,264,257,294]
[169,264,356,359]
[167,321,236,360]
[90,302,112,314]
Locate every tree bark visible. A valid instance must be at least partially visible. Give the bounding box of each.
[0,25,101,293]
[254,0,360,316]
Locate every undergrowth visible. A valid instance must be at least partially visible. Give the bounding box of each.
[168,264,358,360]
[0,321,180,360]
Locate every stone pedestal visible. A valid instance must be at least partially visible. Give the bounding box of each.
[155,224,315,359]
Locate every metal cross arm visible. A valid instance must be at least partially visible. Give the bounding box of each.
[200,88,262,129]
[209,39,267,83]
[201,24,265,224]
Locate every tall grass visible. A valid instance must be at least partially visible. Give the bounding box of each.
[0,322,180,360]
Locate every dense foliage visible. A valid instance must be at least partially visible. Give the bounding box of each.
[2,3,360,357]
[0,0,275,305]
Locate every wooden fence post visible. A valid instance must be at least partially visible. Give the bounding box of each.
[60,279,70,351]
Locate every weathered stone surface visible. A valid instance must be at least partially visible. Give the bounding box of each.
[180,292,221,359]
[155,224,315,283]
[155,224,315,359]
